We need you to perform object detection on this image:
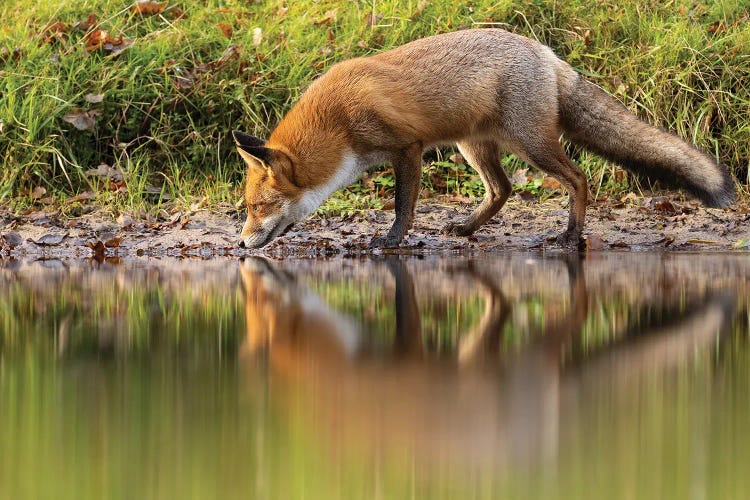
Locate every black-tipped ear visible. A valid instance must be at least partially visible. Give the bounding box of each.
[233,130,273,164]
[232,130,265,149]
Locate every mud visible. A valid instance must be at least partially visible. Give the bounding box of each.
[1,195,749,258]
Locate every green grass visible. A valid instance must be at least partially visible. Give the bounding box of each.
[1,0,748,213]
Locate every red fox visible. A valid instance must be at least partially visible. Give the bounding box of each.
[233,29,736,249]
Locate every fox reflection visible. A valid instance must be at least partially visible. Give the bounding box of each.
[239,257,734,466]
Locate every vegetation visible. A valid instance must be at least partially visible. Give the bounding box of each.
[1,0,748,213]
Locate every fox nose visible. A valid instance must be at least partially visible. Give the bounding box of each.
[238,239,246,248]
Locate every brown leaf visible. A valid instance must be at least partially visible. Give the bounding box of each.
[39,21,68,44]
[85,164,124,181]
[130,1,167,16]
[653,199,677,213]
[541,176,562,191]
[217,23,233,38]
[63,109,101,131]
[511,168,530,186]
[448,153,464,165]
[70,191,95,203]
[0,47,23,64]
[73,13,98,32]
[1,231,23,249]
[33,233,67,246]
[84,93,104,103]
[84,29,133,55]
[87,240,106,255]
[314,9,337,27]
[104,236,123,248]
[31,186,47,200]
[117,214,134,228]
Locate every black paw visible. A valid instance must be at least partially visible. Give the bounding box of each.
[442,222,474,237]
[555,230,583,249]
[369,235,403,249]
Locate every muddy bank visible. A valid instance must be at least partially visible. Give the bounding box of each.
[1,195,749,259]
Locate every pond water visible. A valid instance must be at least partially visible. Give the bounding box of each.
[1,253,749,499]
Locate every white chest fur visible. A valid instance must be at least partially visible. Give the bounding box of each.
[292,153,363,219]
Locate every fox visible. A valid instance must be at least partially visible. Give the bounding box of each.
[233,28,736,249]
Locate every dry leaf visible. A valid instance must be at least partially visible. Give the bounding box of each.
[63,109,101,131]
[73,13,98,32]
[217,23,233,38]
[131,1,167,16]
[31,186,47,200]
[541,176,562,191]
[39,21,68,44]
[84,93,104,103]
[84,29,133,55]
[70,191,95,202]
[117,214,134,228]
[314,10,337,27]
[252,27,263,47]
[104,236,123,248]
[33,233,67,246]
[511,168,530,186]
[1,231,23,249]
[85,164,124,181]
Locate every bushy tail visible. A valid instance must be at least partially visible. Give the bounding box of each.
[558,75,736,207]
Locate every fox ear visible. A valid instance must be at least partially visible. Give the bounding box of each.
[233,130,273,167]
[232,130,265,149]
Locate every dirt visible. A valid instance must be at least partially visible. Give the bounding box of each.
[1,194,749,259]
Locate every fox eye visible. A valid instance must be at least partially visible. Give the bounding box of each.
[250,203,262,213]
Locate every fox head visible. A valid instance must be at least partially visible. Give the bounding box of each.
[233,130,303,248]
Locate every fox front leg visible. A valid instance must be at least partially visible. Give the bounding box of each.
[370,146,422,248]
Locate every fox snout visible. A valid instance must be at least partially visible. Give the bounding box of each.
[238,217,295,248]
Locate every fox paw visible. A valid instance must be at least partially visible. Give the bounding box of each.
[369,235,403,249]
[442,222,474,237]
[555,230,583,249]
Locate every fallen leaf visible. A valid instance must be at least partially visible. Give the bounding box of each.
[84,93,104,103]
[70,191,95,202]
[314,9,337,27]
[217,23,233,38]
[252,27,263,47]
[86,164,124,181]
[39,21,68,44]
[73,13,98,32]
[1,231,23,249]
[130,1,167,16]
[104,236,123,248]
[31,186,47,200]
[32,233,67,246]
[541,176,562,191]
[87,240,106,255]
[117,214,134,228]
[0,47,23,63]
[621,192,639,204]
[511,168,530,186]
[63,108,101,131]
[84,29,133,55]
[653,199,677,213]
[610,241,631,248]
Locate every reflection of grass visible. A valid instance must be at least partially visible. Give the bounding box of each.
[0,270,245,358]
[1,0,747,211]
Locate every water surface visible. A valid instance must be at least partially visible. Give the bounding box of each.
[1,254,749,499]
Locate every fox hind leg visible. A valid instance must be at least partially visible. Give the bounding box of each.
[520,142,588,248]
[443,141,512,236]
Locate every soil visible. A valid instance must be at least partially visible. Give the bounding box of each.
[2,194,749,259]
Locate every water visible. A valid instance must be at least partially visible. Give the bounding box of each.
[1,253,749,499]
